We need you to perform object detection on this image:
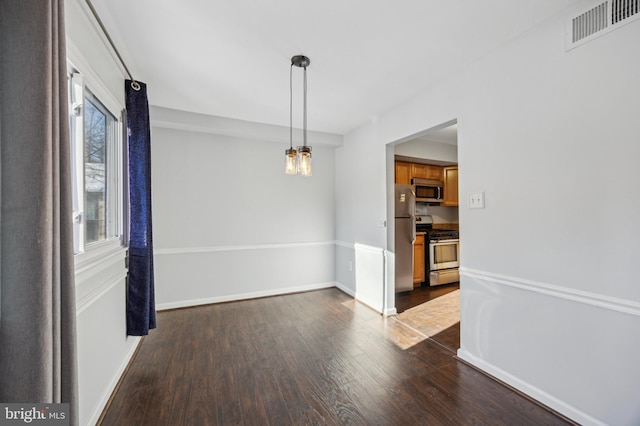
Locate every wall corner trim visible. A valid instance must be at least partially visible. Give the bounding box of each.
[155,240,337,256]
[460,267,640,317]
[335,240,355,249]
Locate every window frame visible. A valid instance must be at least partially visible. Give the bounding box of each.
[68,65,125,257]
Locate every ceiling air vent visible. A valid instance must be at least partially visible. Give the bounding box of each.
[612,0,640,23]
[566,0,640,50]
[572,2,608,43]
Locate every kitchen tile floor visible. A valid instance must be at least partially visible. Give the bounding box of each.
[395,283,459,314]
[394,289,459,351]
[394,283,460,352]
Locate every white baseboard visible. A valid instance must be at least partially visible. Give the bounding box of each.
[86,336,142,426]
[384,307,398,316]
[457,348,605,426]
[335,281,356,298]
[156,282,337,311]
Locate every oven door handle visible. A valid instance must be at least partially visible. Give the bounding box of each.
[430,239,459,244]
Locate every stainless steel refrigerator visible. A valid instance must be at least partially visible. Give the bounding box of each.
[395,184,416,292]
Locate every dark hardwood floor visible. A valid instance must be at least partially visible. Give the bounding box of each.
[99,288,575,426]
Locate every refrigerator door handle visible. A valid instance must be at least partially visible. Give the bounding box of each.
[410,189,416,244]
[410,218,416,244]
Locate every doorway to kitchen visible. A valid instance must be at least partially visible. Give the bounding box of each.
[386,119,460,352]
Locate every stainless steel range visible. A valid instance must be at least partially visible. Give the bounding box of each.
[416,221,460,287]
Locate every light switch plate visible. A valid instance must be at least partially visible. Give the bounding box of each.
[469,192,485,209]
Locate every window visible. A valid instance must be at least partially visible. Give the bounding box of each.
[69,72,123,254]
[84,94,109,243]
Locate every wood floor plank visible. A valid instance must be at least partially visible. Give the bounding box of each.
[99,288,575,426]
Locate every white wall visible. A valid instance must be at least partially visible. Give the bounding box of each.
[335,6,640,426]
[74,249,136,425]
[66,1,140,425]
[150,108,340,308]
[334,123,391,311]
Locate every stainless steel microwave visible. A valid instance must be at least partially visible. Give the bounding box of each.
[411,178,443,203]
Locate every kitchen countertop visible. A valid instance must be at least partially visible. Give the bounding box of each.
[432,223,459,231]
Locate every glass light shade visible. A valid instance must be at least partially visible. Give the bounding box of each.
[285,148,298,174]
[297,146,312,177]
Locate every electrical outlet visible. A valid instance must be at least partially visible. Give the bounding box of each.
[469,192,485,209]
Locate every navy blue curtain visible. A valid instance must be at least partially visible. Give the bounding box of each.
[125,80,156,336]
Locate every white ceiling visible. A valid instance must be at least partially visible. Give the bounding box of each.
[92,0,580,135]
[418,124,458,146]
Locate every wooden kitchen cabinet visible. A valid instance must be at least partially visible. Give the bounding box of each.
[411,163,443,181]
[395,161,411,184]
[413,234,425,285]
[442,166,458,206]
[395,161,444,183]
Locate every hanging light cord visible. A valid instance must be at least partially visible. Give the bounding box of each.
[289,59,308,149]
[303,65,308,147]
[289,64,294,150]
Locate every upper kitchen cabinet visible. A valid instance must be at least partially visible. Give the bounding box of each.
[395,161,411,185]
[395,160,445,184]
[411,163,443,181]
[442,166,458,206]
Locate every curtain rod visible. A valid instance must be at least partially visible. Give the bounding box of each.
[85,0,140,90]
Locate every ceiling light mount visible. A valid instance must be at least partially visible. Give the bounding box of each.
[291,55,310,68]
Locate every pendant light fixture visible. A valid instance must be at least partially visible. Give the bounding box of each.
[285,55,312,176]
